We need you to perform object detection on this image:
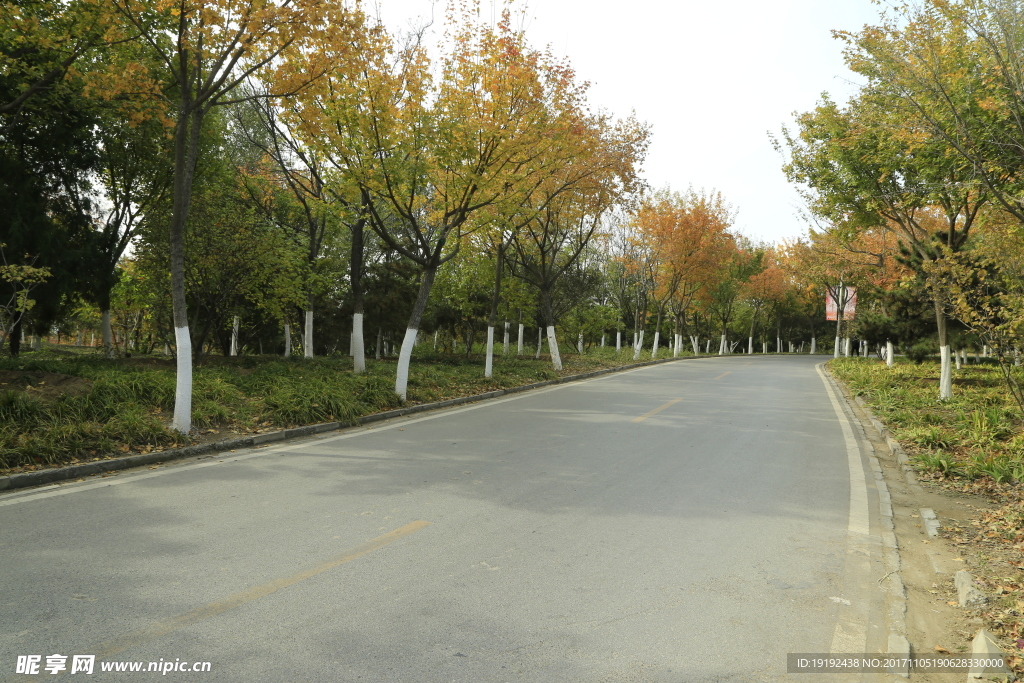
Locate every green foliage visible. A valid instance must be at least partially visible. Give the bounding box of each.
[830,357,1024,484]
[0,348,643,472]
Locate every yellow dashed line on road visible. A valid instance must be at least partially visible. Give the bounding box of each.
[632,398,683,423]
[97,521,432,658]
[713,371,732,380]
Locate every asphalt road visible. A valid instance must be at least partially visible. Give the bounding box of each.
[1,355,889,682]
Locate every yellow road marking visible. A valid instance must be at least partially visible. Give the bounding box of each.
[713,371,732,380]
[97,520,432,658]
[632,398,683,423]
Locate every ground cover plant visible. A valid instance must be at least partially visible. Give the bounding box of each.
[0,345,674,473]
[829,356,1024,483]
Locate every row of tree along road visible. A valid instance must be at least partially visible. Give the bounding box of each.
[9,0,1023,434]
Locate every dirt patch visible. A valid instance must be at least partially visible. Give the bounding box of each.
[0,371,92,401]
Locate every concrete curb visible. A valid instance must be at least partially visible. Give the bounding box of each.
[840,371,1018,682]
[0,353,703,493]
[955,570,990,608]
[966,629,1013,681]
[822,366,910,675]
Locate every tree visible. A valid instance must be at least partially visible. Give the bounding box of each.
[109,0,354,432]
[778,87,988,396]
[0,243,49,352]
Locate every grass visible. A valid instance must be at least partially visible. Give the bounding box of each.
[829,356,1024,482]
[0,343,678,473]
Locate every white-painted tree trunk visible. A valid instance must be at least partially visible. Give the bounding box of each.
[536,327,542,359]
[810,337,816,354]
[633,330,644,360]
[616,331,622,353]
[776,336,782,353]
[955,347,962,370]
[304,309,313,359]
[101,310,114,358]
[789,341,794,353]
[503,322,509,355]
[578,331,584,354]
[833,336,840,358]
[32,334,40,351]
[547,325,562,371]
[230,316,239,356]
[651,331,660,359]
[352,313,366,374]
[163,342,171,356]
[601,334,605,348]
[705,339,711,354]
[690,335,700,355]
[90,332,95,347]
[939,345,952,400]
[432,330,438,351]
[762,341,768,354]
[395,328,419,400]
[845,337,852,357]
[171,326,192,434]
[284,323,292,358]
[718,334,726,355]
[517,324,524,355]
[484,325,495,378]
[961,349,967,366]
[748,336,753,354]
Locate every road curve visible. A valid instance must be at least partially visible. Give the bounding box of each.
[0,355,890,682]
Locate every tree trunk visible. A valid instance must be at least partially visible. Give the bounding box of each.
[8,318,21,357]
[484,326,495,378]
[810,337,816,354]
[230,316,239,356]
[934,298,952,400]
[485,244,503,379]
[284,322,292,358]
[748,336,753,354]
[718,333,726,355]
[352,314,366,373]
[395,266,438,400]
[546,326,562,371]
[350,196,367,373]
[169,100,203,435]
[375,327,382,361]
[303,306,313,359]
[690,335,699,356]
[536,327,542,359]
[517,321,524,356]
[616,331,621,353]
[101,310,114,359]
[503,322,509,356]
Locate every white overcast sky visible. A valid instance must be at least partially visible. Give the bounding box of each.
[371,0,883,245]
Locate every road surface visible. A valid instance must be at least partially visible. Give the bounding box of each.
[1,355,891,681]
